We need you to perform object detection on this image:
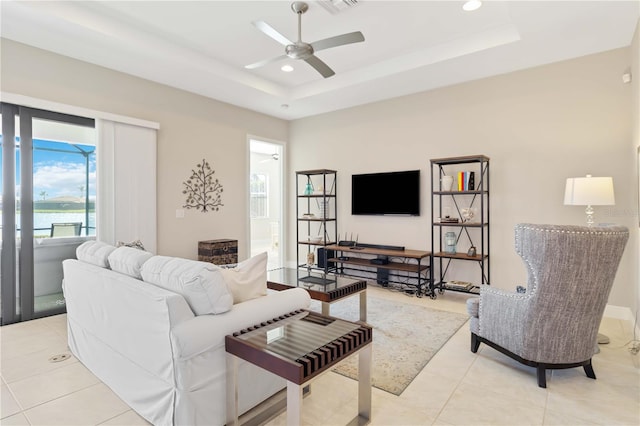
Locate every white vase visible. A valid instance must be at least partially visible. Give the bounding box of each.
[441,175,454,191]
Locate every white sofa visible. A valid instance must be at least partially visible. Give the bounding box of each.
[62,241,310,425]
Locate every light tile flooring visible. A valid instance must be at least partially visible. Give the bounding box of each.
[1,285,639,425]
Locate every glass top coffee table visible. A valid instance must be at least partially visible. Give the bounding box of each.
[225,309,372,426]
[267,268,367,322]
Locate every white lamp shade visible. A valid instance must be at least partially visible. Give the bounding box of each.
[564,176,615,206]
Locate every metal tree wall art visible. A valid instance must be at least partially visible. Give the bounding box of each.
[182,159,224,212]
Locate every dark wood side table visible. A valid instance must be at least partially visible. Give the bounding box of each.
[225,310,372,426]
[267,267,368,322]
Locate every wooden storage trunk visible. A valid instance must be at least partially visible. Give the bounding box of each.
[198,239,238,265]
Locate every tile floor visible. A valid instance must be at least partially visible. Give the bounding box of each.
[1,285,639,425]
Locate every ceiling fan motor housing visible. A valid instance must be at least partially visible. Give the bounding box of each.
[285,42,314,60]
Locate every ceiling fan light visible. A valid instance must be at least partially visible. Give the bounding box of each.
[281,65,294,72]
[463,0,482,12]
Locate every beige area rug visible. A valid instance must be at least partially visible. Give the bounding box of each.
[309,294,468,396]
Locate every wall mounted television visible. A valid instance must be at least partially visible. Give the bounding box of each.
[351,170,420,216]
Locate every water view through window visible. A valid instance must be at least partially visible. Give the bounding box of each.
[0,138,96,238]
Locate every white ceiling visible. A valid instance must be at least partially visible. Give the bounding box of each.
[1,1,638,120]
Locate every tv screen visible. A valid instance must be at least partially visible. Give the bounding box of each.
[352,170,420,216]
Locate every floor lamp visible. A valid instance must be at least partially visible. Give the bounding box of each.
[564,174,616,344]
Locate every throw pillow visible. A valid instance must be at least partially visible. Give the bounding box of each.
[108,246,154,279]
[76,240,117,268]
[222,252,268,304]
[140,256,233,315]
[117,239,145,251]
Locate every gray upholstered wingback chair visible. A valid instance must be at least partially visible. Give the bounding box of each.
[467,223,629,388]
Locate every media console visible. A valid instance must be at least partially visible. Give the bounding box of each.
[324,243,433,298]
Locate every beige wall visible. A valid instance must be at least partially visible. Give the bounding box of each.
[631,19,640,321]
[2,37,636,311]
[289,47,636,308]
[1,39,288,260]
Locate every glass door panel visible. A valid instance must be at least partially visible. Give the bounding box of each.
[1,104,95,324]
[31,117,96,315]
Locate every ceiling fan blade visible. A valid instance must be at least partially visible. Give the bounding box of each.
[304,55,335,78]
[245,54,288,70]
[252,20,293,46]
[311,31,365,52]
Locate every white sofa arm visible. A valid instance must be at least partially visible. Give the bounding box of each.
[170,287,311,360]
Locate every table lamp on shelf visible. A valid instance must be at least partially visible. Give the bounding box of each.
[563,174,615,226]
[563,174,615,345]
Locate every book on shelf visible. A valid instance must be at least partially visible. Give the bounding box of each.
[456,171,475,191]
[446,280,474,290]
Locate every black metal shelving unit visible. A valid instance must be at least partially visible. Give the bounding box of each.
[430,155,490,294]
[295,169,337,274]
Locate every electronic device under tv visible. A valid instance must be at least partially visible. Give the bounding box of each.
[351,170,420,216]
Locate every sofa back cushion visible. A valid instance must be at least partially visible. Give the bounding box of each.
[141,256,233,315]
[108,247,154,279]
[76,240,117,268]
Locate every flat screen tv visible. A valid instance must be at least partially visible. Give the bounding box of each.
[351,170,420,216]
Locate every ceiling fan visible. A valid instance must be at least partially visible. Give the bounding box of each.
[245,1,365,78]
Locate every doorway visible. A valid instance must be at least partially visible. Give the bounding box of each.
[1,103,96,325]
[249,139,284,270]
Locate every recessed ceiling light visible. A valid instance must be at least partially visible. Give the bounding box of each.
[281,65,294,72]
[463,0,482,12]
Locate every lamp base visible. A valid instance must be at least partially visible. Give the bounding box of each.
[585,205,595,226]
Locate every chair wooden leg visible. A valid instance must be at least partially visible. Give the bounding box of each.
[583,360,596,380]
[471,333,480,353]
[537,366,547,388]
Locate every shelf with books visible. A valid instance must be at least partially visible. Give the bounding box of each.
[430,155,490,295]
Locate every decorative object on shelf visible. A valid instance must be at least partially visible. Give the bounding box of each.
[307,251,315,266]
[304,182,313,195]
[441,175,454,191]
[564,174,615,226]
[467,246,477,257]
[182,159,224,212]
[444,232,457,254]
[440,217,459,223]
[461,207,475,222]
[318,199,331,218]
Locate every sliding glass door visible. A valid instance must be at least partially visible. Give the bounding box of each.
[1,103,95,325]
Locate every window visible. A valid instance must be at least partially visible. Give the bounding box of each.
[250,173,268,218]
[33,139,96,238]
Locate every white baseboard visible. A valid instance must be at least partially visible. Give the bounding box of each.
[604,304,639,339]
[604,304,634,321]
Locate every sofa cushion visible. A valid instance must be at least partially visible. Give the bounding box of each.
[76,241,117,268]
[222,252,268,304]
[141,256,233,315]
[108,246,154,279]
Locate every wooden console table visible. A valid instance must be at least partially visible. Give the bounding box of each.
[324,244,433,298]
